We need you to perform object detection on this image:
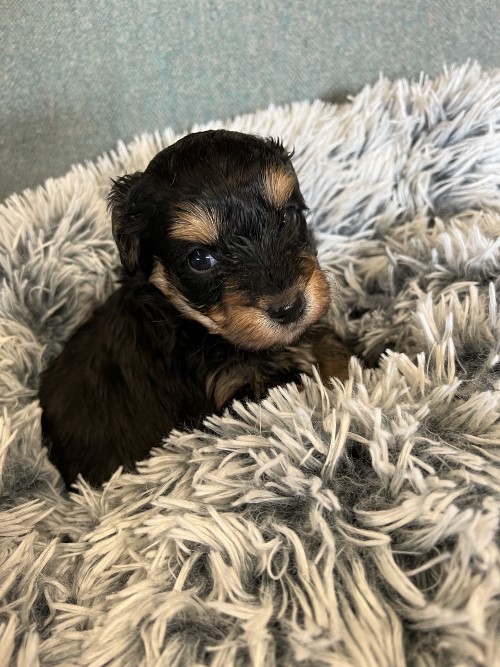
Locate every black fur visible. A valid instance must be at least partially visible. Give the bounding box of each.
[39,130,339,487]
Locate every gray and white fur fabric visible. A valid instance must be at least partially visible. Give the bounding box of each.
[1,62,499,666]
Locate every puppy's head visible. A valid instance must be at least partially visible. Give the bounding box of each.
[108,130,330,350]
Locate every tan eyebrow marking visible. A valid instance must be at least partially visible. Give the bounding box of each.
[169,203,220,244]
[262,167,296,208]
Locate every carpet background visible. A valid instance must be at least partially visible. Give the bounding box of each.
[0,63,499,665]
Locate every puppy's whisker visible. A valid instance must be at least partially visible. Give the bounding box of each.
[323,269,344,311]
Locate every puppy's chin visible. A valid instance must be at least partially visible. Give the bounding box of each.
[214,318,313,351]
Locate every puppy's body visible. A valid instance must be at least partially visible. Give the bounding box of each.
[40,130,350,487]
[40,275,323,485]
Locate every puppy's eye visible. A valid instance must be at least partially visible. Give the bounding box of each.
[187,249,217,272]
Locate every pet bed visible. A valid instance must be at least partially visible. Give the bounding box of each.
[1,62,499,666]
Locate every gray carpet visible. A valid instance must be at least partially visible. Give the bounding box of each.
[1,63,499,666]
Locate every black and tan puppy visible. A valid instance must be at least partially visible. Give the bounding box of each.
[39,130,350,487]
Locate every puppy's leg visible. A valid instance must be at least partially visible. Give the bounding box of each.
[206,328,352,413]
[304,325,352,384]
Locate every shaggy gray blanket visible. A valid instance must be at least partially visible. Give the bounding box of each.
[1,63,499,667]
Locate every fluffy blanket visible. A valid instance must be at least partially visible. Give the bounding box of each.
[1,63,499,667]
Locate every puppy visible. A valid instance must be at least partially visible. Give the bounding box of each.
[39,130,350,487]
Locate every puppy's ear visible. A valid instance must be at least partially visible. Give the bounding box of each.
[107,172,146,275]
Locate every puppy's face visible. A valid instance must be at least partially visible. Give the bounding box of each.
[108,130,330,350]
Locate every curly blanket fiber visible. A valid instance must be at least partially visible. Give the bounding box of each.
[1,63,500,667]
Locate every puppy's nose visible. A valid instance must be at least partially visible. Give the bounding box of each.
[267,293,305,325]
